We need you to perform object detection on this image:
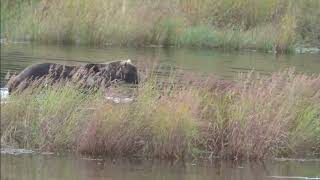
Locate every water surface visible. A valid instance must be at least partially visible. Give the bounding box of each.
[1,43,320,179]
[1,154,320,180]
[1,43,320,86]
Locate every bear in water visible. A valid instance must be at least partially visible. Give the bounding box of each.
[6,59,138,94]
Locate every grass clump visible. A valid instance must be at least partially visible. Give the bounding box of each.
[78,80,199,158]
[0,83,96,150]
[200,71,320,159]
[1,70,320,159]
[1,0,319,52]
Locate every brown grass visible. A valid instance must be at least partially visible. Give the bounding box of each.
[1,70,320,159]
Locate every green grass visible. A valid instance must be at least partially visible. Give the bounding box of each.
[1,0,319,52]
[1,70,320,159]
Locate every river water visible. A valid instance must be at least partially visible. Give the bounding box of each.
[1,43,320,86]
[1,43,320,179]
[1,154,320,180]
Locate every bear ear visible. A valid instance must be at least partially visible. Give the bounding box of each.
[120,59,132,66]
[5,71,11,80]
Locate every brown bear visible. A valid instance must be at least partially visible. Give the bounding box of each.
[6,59,138,94]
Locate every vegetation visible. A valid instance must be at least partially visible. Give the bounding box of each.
[1,0,320,52]
[1,70,319,160]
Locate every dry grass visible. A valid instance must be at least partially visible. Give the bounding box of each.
[1,0,319,52]
[1,70,320,159]
[200,70,320,159]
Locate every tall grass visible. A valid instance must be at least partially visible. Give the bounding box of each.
[1,0,319,52]
[1,70,319,159]
[200,71,320,159]
[0,83,97,150]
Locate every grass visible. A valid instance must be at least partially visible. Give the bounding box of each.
[1,70,320,160]
[1,0,320,52]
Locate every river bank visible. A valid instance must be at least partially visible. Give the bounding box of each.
[1,0,319,53]
[1,70,319,160]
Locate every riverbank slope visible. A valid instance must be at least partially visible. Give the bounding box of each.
[1,0,320,53]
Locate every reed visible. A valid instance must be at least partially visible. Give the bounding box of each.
[1,70,319,159]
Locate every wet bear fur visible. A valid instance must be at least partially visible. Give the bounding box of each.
[6,60,138,94]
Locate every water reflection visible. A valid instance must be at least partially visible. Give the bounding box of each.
[1,154,320,180]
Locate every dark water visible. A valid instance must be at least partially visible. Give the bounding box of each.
[1,44,320,179]
[1,154,320,180]
[1,43,320,86]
